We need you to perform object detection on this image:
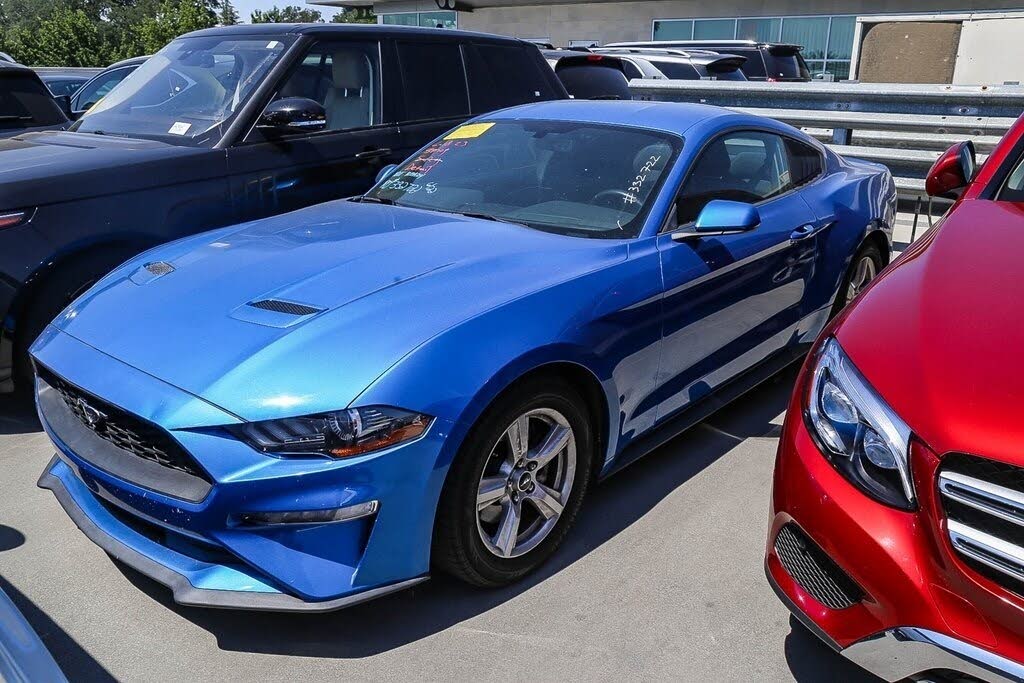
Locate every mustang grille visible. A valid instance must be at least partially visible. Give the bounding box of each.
[774,523,863,610]
[39,368,210,482]
[940,454,1024,594]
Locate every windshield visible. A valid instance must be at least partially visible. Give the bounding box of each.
[367,120,680,239]
[72,35,294,145]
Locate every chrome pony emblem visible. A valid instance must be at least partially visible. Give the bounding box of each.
[76,397,107,429]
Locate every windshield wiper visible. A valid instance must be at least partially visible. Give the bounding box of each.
[349,195,395,205]
[456,211,529,228]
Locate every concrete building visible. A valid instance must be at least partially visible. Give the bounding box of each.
[311,1,1024,81]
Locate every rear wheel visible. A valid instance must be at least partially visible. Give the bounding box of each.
[831,241,883,318]
[434,377,594,587]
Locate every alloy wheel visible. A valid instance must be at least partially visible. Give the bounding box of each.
[475,407,577,559]
[846,255,878,303]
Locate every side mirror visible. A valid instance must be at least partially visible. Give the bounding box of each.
[672,200,760,241]
[257,97,326,135]
[926,141,976,197]
[376,164,399,185]
[53,94,72,119]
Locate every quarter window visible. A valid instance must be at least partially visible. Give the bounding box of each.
[677,131,792,224]
[785,138,823,187]
[397,42,469,121]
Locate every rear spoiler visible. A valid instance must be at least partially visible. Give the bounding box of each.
[767,44,803,56]
[554,53,627,74]
[687,53,748,73]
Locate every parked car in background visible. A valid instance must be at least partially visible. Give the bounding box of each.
[541,50,632,99]
[765,119,1024,681]
[0,63,69,139]
[0,23,566,395]
[69,56,148,117]
[0,583,67,682]
[35,68,101,98]
[606,40,811,82]
[33,100,893,611]
[594,48,747,81]
[0,53,17,65]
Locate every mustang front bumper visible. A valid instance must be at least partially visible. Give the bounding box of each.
[33,327,451,611]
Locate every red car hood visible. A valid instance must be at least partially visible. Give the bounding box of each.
[836,199,1024,465]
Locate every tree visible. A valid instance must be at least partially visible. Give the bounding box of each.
[250,5,323,23]
[4,5,104,67]
[331,8,375,24]
[138,0,218,54]
[218,0,239,26]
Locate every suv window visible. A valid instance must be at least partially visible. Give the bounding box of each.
[275,41,381,132]
[465,43,554,113]
[721,48,766,79]
[649,59,700,80]
[785,138,823,187]
[397,41,469,121]
[74,67,134,112]
[677,131,792,224]
[0,72,65,129]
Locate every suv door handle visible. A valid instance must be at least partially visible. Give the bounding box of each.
[355,147,392,161]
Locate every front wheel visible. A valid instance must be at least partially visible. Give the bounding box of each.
[831,241,883,318]
[433,377,594,587]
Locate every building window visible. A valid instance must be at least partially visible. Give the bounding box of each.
[379,11,457,29]
[652,14,856,79]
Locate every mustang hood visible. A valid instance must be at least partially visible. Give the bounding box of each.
[0,131,221,209]
[51,200,625,422]
[836,199,1024,463]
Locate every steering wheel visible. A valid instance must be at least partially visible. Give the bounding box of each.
[590,189,634,209]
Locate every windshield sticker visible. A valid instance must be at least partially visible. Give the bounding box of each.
[444,122,495,140]
[168,121,192,136]
[624,154,663,206]
[267,41,281,49]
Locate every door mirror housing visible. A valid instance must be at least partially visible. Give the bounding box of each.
[376,163,399,185]
[257,97,327,135]
[672,200,760,241]
[53,94,72,119]
[926,140,976,197]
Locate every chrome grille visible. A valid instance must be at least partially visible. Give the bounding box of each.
[940,454,1024,593]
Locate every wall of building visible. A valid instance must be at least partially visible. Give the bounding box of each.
[451,0,1024,45]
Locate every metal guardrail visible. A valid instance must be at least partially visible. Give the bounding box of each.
[630,79,1024,210]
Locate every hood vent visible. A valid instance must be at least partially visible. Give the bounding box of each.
[248,299,323,316]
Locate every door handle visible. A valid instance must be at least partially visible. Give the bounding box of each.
[355,147,392,161]
[789,221,833,243]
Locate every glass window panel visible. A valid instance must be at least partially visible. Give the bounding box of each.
[736,18,781,43]
[805,59,826,77]
[827,16,856,60]
[419,11,457,28]
[825,61,851,80]
[382,13,418,26]
[693,18,736,40]
[653,20,693,41]
[781,16,829,61]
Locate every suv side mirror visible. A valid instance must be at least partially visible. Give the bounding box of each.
[53,94,72,119]
[258,97,327,135]
[926,141,976,197]
[672,200,760,241]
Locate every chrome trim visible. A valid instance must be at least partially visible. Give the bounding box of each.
[843,627,1024,683]
[940,470,1024,529]
[947,519,1024,585]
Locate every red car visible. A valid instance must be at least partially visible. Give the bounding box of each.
[766,115,1024,682]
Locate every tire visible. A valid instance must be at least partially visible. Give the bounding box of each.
[830,240,883,319]
[433,376,595,587]
[13,252,134,395]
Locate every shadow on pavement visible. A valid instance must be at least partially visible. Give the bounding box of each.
[784,616,882,682]
[0,396,41,435]
[0,525,26,552]
[115,367,806,661]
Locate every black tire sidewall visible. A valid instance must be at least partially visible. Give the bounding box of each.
[831,240,883,319]
[436,377,594,586]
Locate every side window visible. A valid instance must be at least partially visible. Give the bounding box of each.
[621,60,644,80]
[999,154,1024,202]
[274,41,381,132]
[75,68,131,112]
[397,41,469,121]
[464,43,554,113]
[785,138,823,187]
[677,131,792,225]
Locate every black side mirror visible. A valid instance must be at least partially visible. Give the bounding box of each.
[258,97,327,135]
[53,94,72,119]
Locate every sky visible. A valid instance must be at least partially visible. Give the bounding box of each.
[232,0,336,22]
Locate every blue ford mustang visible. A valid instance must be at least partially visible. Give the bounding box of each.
[31,101,895,611]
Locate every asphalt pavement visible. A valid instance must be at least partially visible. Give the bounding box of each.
[0,366,884,683]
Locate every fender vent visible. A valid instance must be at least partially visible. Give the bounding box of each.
[774,524,864,610]
[248,299,322,316]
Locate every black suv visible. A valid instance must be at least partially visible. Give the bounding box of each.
[0,24,566,392]
[605,40,810,82]
[0,63,69,139]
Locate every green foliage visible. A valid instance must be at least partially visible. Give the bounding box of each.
[4,5,104,67]
[138,0,218,54]
[331,8,375,24]
[219,0,239,26]
[250,5,323,24]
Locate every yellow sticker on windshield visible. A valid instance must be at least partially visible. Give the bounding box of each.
[445,122,495,140]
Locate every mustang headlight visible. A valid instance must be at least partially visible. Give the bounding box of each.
[806,338,915,509]
[231,406,431,459]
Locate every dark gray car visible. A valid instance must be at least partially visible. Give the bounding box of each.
[0,63,69,139]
